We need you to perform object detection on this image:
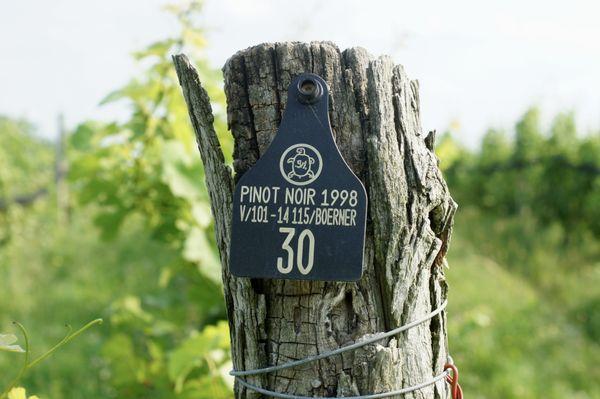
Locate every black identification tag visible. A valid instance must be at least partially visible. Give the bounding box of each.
[229,73,367,281]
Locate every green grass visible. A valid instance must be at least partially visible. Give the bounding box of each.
[2,199,599,398]
[447,209,600,398]
[0,204,181,398]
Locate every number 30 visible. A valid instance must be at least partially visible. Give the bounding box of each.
[277,227,315,275]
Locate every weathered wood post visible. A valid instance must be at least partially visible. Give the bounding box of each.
[174,41,457,398]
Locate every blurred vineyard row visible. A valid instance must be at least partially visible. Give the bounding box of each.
[439,109,599,239]
[1,3,598,398]
[437,112,600,398]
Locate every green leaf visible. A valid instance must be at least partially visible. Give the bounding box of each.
[100,80,156,105]
[70,123,95,150]
[101,333,144,386]
[0,334,24,353]
[167,322,230,393]
[7,386,40,399]
[191,202,212,228]
[183,227,221,283]
[133,39,178,60]
[161,140,205,201]
[99,88,127,106]
[178,374,232,399]
[93,208,128,240]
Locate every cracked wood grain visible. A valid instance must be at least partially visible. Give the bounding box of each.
[174,41,457,399]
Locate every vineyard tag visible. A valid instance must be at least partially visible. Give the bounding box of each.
[229,73,367,281]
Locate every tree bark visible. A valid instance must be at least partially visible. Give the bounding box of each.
[173,41,457,399]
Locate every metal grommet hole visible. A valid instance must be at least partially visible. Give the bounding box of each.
[297,77,322,104]
[300,79,317,96]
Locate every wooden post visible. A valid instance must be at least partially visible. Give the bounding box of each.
[173,41,457,399]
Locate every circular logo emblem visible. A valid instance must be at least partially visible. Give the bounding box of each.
[280,143,323,186]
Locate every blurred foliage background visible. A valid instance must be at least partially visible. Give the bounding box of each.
[0,2,598,398]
